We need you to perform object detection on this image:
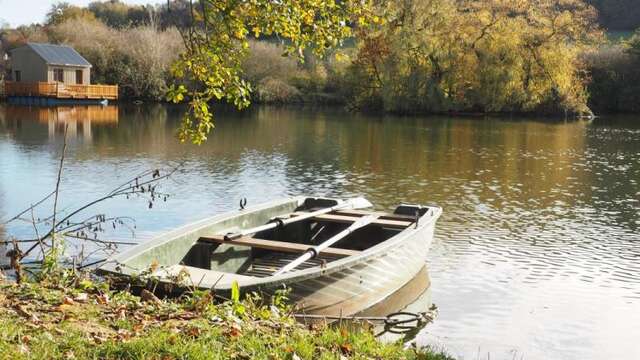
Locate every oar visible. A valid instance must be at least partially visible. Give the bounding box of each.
[223,197,372,241]
[273,214,378,276]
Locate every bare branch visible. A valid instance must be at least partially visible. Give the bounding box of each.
[51,123,69,251]
[0,190,55,226]
[19,162,183,261]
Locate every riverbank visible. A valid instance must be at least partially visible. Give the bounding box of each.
[0,277,452,359]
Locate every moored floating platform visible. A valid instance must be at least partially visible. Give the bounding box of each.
[1,81,117,105]
[6,96,110,106]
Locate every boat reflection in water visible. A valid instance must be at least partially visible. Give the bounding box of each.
[0,105,118,141]
[354,266,435,345]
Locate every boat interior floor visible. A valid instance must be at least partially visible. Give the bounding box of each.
[240,252,343,278]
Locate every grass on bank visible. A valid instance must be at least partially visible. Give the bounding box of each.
[0,276,452,360]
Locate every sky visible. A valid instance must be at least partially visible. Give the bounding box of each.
[0,0,155,27]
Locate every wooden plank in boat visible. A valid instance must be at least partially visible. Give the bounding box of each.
[298,213,412,229]
[333,209,416,221]
[199,235,361,257]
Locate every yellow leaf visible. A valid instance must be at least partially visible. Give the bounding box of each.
[335,53,349,62]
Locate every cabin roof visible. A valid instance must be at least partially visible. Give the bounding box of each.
[19,42,92,68]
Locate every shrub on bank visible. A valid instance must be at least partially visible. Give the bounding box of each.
[242,40,299,85]
[255,77,302,103]
[585,34,640,113]
[343,0,601,116]
[242,40,338,104]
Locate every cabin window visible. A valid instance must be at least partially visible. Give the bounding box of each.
[14,70,21,82]
[53,68,64,82]
[75,70,83,84]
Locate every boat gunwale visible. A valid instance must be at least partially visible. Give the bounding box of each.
[96,196,307,275]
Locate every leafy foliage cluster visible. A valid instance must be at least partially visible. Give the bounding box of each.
[87,0,151,28]
[586,0,640,30]
[341,0,603,116]
[584,29,640,113]
[46,0,196,30]
[167,0,375,144]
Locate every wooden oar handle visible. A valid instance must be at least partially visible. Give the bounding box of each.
[305,247,319,259]
[224,233,242,241]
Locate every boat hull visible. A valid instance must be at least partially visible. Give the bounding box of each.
[241,219,437,316]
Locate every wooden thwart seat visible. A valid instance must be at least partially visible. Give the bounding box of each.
[291,211,413,229]
[333,209,416,221]
[199,235,361,257]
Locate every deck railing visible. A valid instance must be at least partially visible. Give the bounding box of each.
[3,81,118,100]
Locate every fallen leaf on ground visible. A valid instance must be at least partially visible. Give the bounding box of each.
[227,325,241,338]
[53,304,72,313]
[63,296,75,305]
[132,323,145,333]
[117,329,132,341]
[14,304,32,318]
[117,308,126,320]
[186,326,201,338]
[96,294,110,305]
[340,343,353,355]
[91,332,107,344]
[140,289,161,304]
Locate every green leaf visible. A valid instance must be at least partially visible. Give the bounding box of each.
[231,280,240,303]
[168,0,374,144]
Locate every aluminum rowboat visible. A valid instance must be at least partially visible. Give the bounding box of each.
[97,196,442,317]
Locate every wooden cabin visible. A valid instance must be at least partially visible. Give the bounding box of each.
[2,43,117,103]
[10,43,92,85]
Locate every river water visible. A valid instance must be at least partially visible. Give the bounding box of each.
[0,104,638,359]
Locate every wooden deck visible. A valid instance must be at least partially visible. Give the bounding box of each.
[2,81,118,100]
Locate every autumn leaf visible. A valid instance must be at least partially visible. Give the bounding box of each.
[339,342,353,355]
[63,296,75,305]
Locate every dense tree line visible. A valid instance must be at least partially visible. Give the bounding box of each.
[1,0,639,116]
[35,0,640,32]
[587,0,640,30]
[338,0,602,116]
[46,0,192,29]
[585,31,640,113]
